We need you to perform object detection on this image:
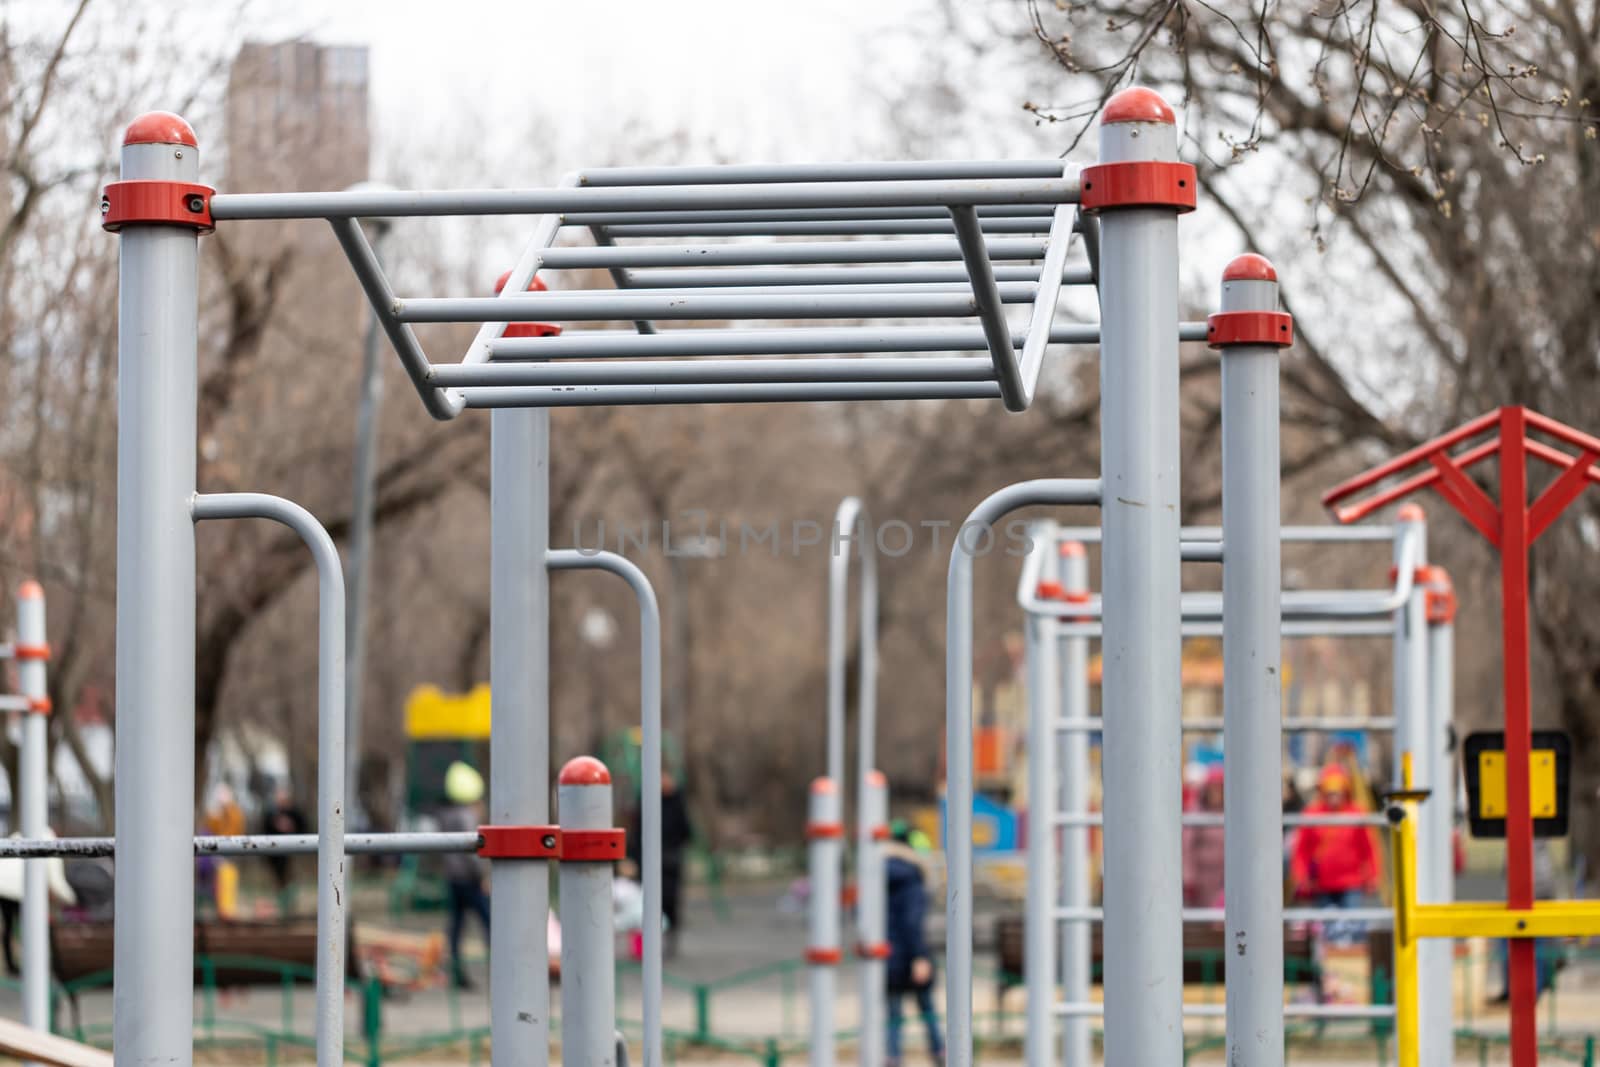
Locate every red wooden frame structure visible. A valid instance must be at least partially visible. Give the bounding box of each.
[1324,405,1600,1065]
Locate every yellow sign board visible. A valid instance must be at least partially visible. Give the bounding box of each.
[1476,749,1557,820]
[404,683,492,740]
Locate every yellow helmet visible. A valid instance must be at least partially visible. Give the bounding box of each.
[445,761,484,805]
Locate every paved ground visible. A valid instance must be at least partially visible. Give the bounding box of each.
[4,875,1599,1065]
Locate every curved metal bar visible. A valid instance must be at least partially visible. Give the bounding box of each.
[946,478,1102,1067]
[546,549,664,1067]
[191,492,344,1067]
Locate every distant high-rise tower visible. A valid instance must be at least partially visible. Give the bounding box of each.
[225,41,370,193]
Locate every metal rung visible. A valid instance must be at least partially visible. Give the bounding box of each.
[1052,811,1390,829]
[1053,905,1394,925]
[1053,1002,1394,1019]
[1053,716,1396,733]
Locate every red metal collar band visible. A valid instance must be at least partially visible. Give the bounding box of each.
[27,696,50,715]
[478,825,561,859]
[1079,161,1197,214]
[870,824,891,841]
[561,829,626,862]
[101,180,216,234]
[13,643,50,661]
[1206,311,1294,349]
[805,947,842,965]
[855,941,891,960]
[805,821,844,840]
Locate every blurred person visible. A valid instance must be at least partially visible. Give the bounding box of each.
[203,784,245,919]
[1182,766,1226,908]
[1289,764,1380,944]
[439,761,490,989]
[261,787,309,900]
[885,821,942,1067]
[627,772,693,956]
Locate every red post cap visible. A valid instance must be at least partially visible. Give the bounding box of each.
[1222,253,1277,283]
[559,756,611,786]
[865,770,887,788]
[124,112,197,148]
[1397,503,1426,523]
[16,580,42,601]
[1103,87,1176,126]
[1037,580,1068,601]
[1059,540,1086,558]
[810,776,838,795]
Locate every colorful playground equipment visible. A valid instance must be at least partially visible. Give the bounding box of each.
[0,82,1589,1067]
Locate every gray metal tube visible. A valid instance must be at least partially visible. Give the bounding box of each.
[564,205,1057,226]
[806,779,843,1067]
[16,582,48,1040]
[345,220,390,832]
[460,180,576,369]
[598,218,1053,238]
[1055,715,1395,733]
[435,357,996,389]
[490,324,1152,361]
[1055,811,1389,828]
[1047,523,1400,545]
[619,265,1091,290]
[1218,264,1286,1065]
[1057,544,1092,1067]
[576,160,1070,185]
[0,831,481,859]
[1424,572,1457,1051]
[460,381,1004,409]
[1023,525,1059,1067]
[1056,1002,1395,1020]
[1054,904,1394,925]
[945,478,1101,1067]
[948,206,1021,409]
[827,498,860,788]
[208,176,1081,220]
[585,226,658,335]
[548,549,664,1067]
[192,492,346,1067]
[114,127,200,1067]
[535,238,1049,271]
[558,758,617,1067]
[491,406,551,1064]
[1095,100,1186,1066]
[857,773,888,1067]
[1017,198,1077,401]
[398,291,1003,324]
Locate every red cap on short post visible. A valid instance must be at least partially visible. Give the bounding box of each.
[1059,541,1086,558]
[17,580,42,601]
[494,271,561,338]
[559,756,611,787]
[1398,503,1426,523]
[810,776,838,795]
[865,770,887,789]
[1102,87,1176,126]
[124,111,197,147]
[1222,253,1277,283]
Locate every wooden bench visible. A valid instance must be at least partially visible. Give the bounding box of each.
[995,914,1326,1010]
[0,1016,112,1067]
[50,917,351,987]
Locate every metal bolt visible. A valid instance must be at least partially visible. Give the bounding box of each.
[1516,919,1527,931]
[542,834,558,850]
[186,195,205,213]
[99,198,110,216]
[174,148,184,160]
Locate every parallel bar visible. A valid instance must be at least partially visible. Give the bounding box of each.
[1050,620,1396,638]
[1053,1003,1395,1020]
[434,357,996,389]
[948,206,1022,409]
[1053,905,1395,925]
[562,207,1057,225]
[16,584,47,1042]
[536,238,1048,271]
[1053,812,1389,828]
[192,492,345,1067]
[576,160,1070,185]
[492,322,1205,361]
[621,264,1092,290]
[598,218,1053,238]
[460,381,1004,409]
[1053,716,1396,732]
[209,177,1081,220]
[587,225,659,335]
[1047,524,1400,544]
[0,832,479,859]
[399,291,990,324]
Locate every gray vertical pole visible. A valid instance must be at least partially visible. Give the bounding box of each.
[1422,556,1456,1057]
[559,757,618,1067]
[1094,88,1185,1066]
[1024,523,1059,1067]
[856,771,888,1067]
[344,216,391,831]
[826,498,859,790]
[492,403,551,1063]
[16,581,49,1040]
[1056,543,1092,1067]
[1392,505,1436,1065]
[806,778,842,1067]
[1215,255,1289,1065]
[111,111,202,1066]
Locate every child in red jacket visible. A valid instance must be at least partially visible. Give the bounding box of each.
[1290,765,1380,943]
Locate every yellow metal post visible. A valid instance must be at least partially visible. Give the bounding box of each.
[1390,755,1421,1067]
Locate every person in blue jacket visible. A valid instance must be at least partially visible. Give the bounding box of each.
[885,821,942,1067]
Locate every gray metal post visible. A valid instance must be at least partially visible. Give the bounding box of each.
[1024,523,1059,1067]
[344,201,393,831]
[1094,89,1185,1065]
[1214,255,1289,1064]
[559,757,618,1067]
[857,771,888,1067]
[806,777,843,1067]
[1056,542,1092,1067]
[191,491,347,1067]
[1422,553,1457,1056]
[110,112,202,1066]
[16,581,48,1040]
[1391,504,1439,1063]
[492,404,551,1062]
